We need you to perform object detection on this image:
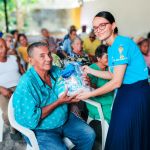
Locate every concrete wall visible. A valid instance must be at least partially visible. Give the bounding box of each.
[81,0,150,37]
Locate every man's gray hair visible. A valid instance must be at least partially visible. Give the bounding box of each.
[27,41,49,57]
[71,36,82,46]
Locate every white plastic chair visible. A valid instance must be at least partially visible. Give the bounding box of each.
[8,95,108,150]
[83,99,109,150]
[8,95,74,150]
[0,108,4,142]
[8,96,39,150]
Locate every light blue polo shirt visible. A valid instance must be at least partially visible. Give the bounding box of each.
[13,66,67,130]
[108,35,148,84]
[62,38,72,56]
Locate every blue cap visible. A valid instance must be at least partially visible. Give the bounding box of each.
[0,32,3,38]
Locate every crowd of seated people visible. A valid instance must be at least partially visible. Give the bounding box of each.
[0,26,150,150]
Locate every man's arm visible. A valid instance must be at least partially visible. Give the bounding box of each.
[41,90,74,119]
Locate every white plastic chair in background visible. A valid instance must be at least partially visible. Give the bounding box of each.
[83,99,109,150]
[0,108,4,142]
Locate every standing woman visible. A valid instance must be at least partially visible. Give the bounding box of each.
[77,11,150,150]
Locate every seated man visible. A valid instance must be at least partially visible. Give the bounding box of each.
[0,38,24,126]
[83,32,101,62]
[13,42,95,150]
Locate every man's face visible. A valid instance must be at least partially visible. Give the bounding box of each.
[89,33,96,42]
[30,46,53,72]
[0,39,7,58]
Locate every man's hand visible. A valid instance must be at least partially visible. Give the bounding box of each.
[0,87,12,98]
[58,90,73,104]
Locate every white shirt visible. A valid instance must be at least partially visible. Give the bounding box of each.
[0,55,21,88]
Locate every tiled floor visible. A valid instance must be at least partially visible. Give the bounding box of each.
[0,124,26,150]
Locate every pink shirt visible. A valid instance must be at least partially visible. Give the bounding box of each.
[144,50,150,68]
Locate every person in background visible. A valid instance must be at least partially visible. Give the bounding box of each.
[0,38,24,139]
[87,44,114,124]
[5,33,17,55]
[62,28,77,57]
[69,37,91,66]
[79,25,88,40]
[41,28,57,53]
[83,31,101,62]
[87,45,114,150]
[67,37,91,121]
[77,11,150,150]
[147,32,150,75]
[13,42,95,150]
[137,38,150,71]
[11,29,19,49]
[63,25,77,42]
[18,33,29,69]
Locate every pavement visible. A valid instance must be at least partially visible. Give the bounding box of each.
[0,124,26,150]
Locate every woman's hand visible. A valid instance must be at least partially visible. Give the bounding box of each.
[76,91,92,100]
[82,74,91,86]
[82,65,93,75]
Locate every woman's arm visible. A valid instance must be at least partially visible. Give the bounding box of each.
[83,65,113,80]
[77,65,127,100]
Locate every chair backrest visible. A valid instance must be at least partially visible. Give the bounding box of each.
[83,99,109,150]
[8,95,39,150]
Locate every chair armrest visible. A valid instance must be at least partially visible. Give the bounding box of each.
[10,116,39,150]
[82,99,105,121]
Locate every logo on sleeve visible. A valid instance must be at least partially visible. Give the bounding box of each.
[118,45,124,59]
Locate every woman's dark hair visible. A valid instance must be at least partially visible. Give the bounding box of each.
[95,44,108,60]
[95,11,118,34]
[10,29,18,35]
[69,28,77,34]
[137,38,149,46]
[18,33,27,41]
